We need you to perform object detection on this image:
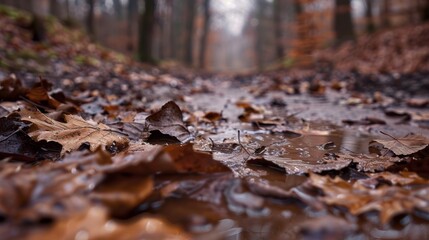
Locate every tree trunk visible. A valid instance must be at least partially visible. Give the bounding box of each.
[49,0,60,17]
[112,0,122,19]
[170,0,182,60]
[334,0,355,45]
[198,0,211,69]
[127,0,138,52]
[86,0,96,41]
[184,0,196,66]
[365,0,375,33]
[422,0,429,21]
[255,0,267,71]
[273,0,284,60]
[30,0,49,42]
[381,0,390,28]
[138,0,156,63]
[65,0,70,20]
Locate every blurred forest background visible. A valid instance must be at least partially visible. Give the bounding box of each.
[1,0,429,72]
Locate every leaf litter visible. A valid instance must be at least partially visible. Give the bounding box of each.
[1,8,429,239]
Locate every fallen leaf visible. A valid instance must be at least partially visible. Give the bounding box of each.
[108,121,145,141]
[373,133,429,155]
[0,116,61,161]
[326,153,403,172]
[25,78,62,109]
[302,173,429,224]
[203,111,223,122]
[28,207,189,240]
[298,216,358,240]
[342,117,386,125]
[407,98,429,108]
[0,76,27,101]
[247,154,351,175]
[90,175,153,217]
[145,101,192,143]
[19,109,129,155]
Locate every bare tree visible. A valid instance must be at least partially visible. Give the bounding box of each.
[334,0,355,45]
[422,0,429,21]
[170,0,184,60]
[184,0,197,66]
[138,0,156,63]
[255,0,267,71]
[49,0,60,17]
[381,0,391,28]
[127,0,138,51]
[30,0,50,42]
[198,0,211,69]
[364,0,375,33]
[112,0,123,18]
[273,0,284,60]
[86,0,95,41]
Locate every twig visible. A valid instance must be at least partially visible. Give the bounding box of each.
[19,96,54,110]
[237,130,251,156]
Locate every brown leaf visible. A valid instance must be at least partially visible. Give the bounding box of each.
[366,171,429,186]
[25,78,62,109]
[406,98,429,108]
[248,155,351,175]
[327,153,403,172]
[28,207,189,240]
[0,116,61,161]
[304,173,429,224]
[203,111,223,122]
[19,109,129,156]
[145,101,192,143]
[103,143,229,175]
[0,76,27,101]
[374,133,429,155]
[342,117,386,125]
[90,176,153,217]
[298,216,358,240]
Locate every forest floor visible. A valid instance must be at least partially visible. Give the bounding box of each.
[1,5,429,240]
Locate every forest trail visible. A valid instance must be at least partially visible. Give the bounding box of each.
[1,6,429,239]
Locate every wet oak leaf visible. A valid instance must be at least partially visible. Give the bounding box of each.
[19,109,129,155]
[145,101,192,143]
[374,134,429,155]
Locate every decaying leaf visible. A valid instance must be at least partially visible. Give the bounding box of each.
[25,78,62,109]
[373,133,429,155]
[90,176,153,217]
[342,117,386,125]
[326,153,403,172]
[0,116,61,161]
[0,76,27,101]
[145,101,192,143]
[302,173,429,224]
[103,143,230,175]
[247,155,352,175]
[28,207,189,240]
[19,108,129,155]
[298,216,358,240]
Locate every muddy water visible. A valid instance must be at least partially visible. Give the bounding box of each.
[133,127,381,239]
[139,87,429,239]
